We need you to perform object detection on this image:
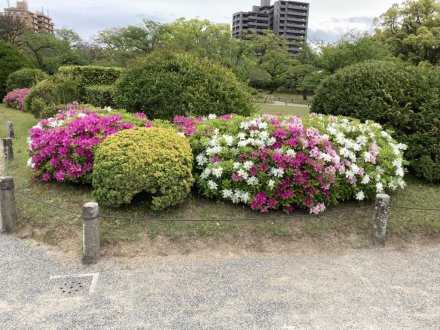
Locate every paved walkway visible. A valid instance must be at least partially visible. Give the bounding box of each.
[1,233,439,329]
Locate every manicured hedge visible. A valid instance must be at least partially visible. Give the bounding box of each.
[6,68,48,92]
[84,85,116,108]
[58,65,123,104]
[114,51,255,119]
[24,77,79,118]
[311,60,440,182]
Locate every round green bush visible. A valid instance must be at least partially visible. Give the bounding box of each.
[6,68,48,92]
[24,76,79,117]
[114,51,255,119]
[311,60,440,182]
[92,127,194,210]
[0,41,32,98]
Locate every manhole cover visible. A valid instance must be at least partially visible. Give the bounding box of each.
[50,273,99,297]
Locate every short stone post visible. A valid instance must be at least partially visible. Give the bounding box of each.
[7,121,14,139]
[2,138,13,160]
[82,202,100,264]
[373,194,390,246]
[0,177,17,233]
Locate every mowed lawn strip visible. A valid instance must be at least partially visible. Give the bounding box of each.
[0,105,439,250]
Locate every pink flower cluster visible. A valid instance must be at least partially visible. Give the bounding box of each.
[28,104,136,183]
[3,88,30,111]
[173,114,233,136]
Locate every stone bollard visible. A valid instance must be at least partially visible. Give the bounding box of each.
[2,138,13,160]
[7,121,14,139]
[82,202,100,264]
[0,177,17,233]
[373,194,390,246]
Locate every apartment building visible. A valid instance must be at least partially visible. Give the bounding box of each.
[3,1,54,34]
[232,0,309,56]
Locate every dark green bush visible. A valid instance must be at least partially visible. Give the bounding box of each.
[311,60,440,182]
[92,127,194,210]
[24,76,79,117]
[6,68,48,91]
[58,65,123,102]
[0,41,32,98]
[84,85,116,108]
[114,51,255,119]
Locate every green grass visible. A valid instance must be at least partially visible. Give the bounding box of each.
[257,104,309,116]
[1,105,439,251]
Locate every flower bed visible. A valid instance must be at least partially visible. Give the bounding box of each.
[28,103,151,183]
[189,114,407,214]
[27,105,407,213]
[3,88,30,111]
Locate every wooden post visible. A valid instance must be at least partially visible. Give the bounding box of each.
[7,121,14,139]
[0,177,17,233]
[2,138,13,160]
[374,194,390,246]
[82,202,100,264]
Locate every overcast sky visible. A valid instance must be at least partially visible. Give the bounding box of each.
[8,0,402,43]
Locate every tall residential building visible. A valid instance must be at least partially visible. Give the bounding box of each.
[3,1,54,34]
[232,0,309,56]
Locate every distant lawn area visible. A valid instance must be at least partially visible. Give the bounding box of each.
[256,103,310,116]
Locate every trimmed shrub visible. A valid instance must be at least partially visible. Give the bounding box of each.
[114,51,255,119]
[24,76,79,117]
[92,127,194,210]
[0,41,32,98]
[6,68,48,92]
[58,65,123,102]
[2,88,30,111]
[311,60,440,182]
[84,85,116,108]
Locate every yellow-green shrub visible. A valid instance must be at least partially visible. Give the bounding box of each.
[92,127,194,210]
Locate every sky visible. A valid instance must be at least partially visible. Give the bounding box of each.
[7,0,402,43]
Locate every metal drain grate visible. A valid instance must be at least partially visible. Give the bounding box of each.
[50,273,99,297]
[59,280,86,295]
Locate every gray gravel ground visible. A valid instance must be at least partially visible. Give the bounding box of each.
[0,233,439,329]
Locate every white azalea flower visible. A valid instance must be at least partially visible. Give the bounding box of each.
[356,191,365,201]
[222,189,233,199]
[200,168,211,180]
[286,149,296,157]
[361,175,370,184]
[270,167,284,178]
[237,169,249,180]
[208,114,217,120]
[233,162,241,170]
[376,182,384,193]
[247,176,259,186]
[212,167,223,178]
[243,161,254,170]
[268,179,275,189]
[196,154,208,166]
[207,180,218,190]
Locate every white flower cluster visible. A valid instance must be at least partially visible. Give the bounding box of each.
[309,114,407,200]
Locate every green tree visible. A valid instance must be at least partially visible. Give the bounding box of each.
[375,0,440,64]
[0,14,27,44]
[320,32,393,74]
[0,41,31,97]
[17,32,83,73]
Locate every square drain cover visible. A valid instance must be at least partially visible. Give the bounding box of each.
[50,273,99,297]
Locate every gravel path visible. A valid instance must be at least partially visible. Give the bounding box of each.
[0,233,439,329]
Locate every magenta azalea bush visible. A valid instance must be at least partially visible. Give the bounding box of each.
[28,103,152,183]
[3,88,30,111]
[190,115,344,213]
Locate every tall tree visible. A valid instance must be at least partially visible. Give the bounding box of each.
[375,0,440,65]
[0,14,27,44]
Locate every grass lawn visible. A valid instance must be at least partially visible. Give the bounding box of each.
[257,103,309,117]
[1,105,439,255]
